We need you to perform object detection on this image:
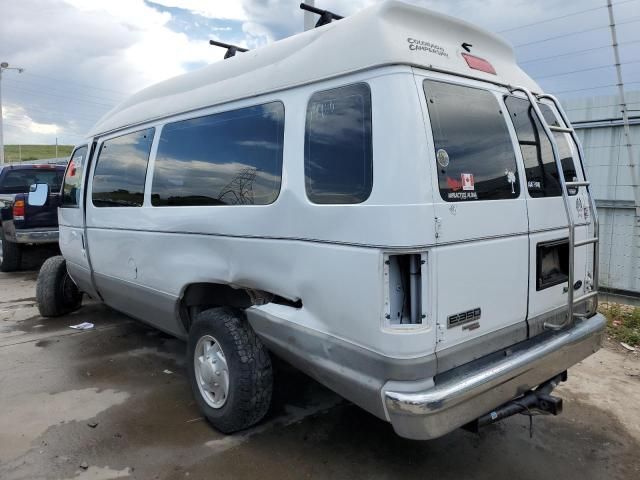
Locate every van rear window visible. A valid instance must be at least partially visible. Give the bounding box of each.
[305,83,373,204]
[92,128,155,207]
[424,80,520,202]
[504,97,578,197]
[151,102,284,207]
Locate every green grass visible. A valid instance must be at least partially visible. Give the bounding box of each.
[600,302,640,347]
[3,145,73,162]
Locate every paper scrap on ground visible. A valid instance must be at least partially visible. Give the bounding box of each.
[163,369,173,374]
[70,322,94,330]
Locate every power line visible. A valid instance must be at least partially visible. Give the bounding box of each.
[513,16,640,48]
[3,77,124,105]
[550,80,640,95]
[21,72,130,97]
[535,60,640,79]
[519,39,640,64]
[564,101,640,111]
[3,85,116,108]
[497,0,638,34]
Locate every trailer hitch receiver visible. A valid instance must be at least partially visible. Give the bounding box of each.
[464,371,567,433]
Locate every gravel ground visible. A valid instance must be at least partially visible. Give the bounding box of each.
[1,268,639,480]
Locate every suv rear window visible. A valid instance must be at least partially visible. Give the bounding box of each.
[305,83,373,204]
[424,80,520,202]
[0,168,63,194]
[92,128,155,207]
[504,97,578,197]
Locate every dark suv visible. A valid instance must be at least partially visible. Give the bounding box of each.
[0,163,66,271]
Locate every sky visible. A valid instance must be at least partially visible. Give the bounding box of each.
[0,0,639,147]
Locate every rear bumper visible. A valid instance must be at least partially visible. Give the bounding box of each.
[14,228,59,244]
[383,313,606,440]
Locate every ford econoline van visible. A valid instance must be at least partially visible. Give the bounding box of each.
[33,1,605,440]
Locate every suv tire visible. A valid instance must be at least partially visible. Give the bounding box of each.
[187,307,273,433]
[0,230,22,272]
[36,255,83,317]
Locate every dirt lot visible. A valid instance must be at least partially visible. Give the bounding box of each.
[1,268,639,480]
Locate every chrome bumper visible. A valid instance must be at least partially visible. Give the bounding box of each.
[383,313,606,440]
[14,228,59,244]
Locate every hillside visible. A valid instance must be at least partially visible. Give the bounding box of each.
[3,145,74,162]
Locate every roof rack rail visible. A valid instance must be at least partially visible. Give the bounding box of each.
[209,40,249,59]
[300,3,343,28]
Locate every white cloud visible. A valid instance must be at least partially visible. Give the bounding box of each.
[3,104,59,139]
[151,0,248,21]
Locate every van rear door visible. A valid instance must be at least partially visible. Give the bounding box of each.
[417,75,529,369]
[504,96,590,335]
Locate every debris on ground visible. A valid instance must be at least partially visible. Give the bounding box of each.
[600,303,640,348]
[163,369,173,374]
[621,342,637,352]
[69,322,94,330]
[79,461,89,470]
[87,421,99,428]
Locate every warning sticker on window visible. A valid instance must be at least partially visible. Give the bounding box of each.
[461,173,474,191]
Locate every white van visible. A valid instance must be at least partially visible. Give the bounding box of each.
[34,1,605,440]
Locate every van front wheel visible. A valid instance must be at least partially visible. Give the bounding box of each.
[187,307,273,433]
[36,256,82,317]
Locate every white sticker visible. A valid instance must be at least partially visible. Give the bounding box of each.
[505,170,516,194]
[437,149,450,167]
[461,173,474,191]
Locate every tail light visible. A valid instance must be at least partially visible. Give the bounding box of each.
[13,200,25,221]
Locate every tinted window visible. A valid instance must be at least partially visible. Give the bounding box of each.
[62,146,88,207]
[92,128,154,207]
[424,80,520,202]
[151,102,284,206]
[504,97,577,197]
[0,168,63,195]
[305,83,372,204]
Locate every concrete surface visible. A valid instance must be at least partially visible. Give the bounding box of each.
[1,268,639,480]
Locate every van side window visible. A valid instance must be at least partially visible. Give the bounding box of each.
[92,128,155,207]
[504,97,578,197]
[151,102,284,206]
[305,83,373,204]
[424,80,520,202]
[62,146,88,207]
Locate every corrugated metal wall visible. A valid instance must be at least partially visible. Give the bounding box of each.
[565,92,640,297]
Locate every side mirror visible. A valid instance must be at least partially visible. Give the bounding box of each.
[28,183,49,207]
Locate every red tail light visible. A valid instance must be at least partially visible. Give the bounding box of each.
[13,200,25,221]
[462,53,496,75]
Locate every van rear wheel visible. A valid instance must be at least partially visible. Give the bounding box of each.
[187,307,273,433]
[0,231,22,272]
[36,256,83,317]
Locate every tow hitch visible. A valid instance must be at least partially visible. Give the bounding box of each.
[464,371,567,435]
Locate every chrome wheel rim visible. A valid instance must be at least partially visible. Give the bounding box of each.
[194,335,229,409]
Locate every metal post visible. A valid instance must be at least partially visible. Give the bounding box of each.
[0,62,24,166]
[0,67,4,165]
[303,0,316,31]
[607,0,640,220]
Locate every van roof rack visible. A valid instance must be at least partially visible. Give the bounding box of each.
[300,3,343,28]
[209,40,249,59]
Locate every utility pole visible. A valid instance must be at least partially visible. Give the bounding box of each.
[606,1,640,221]
[0,62,24,165]
[55,137,58,158]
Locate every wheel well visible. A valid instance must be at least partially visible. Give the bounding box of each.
[179,283,278,332]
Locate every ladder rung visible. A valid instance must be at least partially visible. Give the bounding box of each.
[574,237,599,247]
[565,181,590,187]
[573,291,598,305]
[549,126,573,133]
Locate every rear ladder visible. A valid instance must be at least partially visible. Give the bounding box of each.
[511,87,600,329]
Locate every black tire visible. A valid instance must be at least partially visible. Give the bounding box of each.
[187,307,273,433]
[36,255,83,317]
[0,230,22,272]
